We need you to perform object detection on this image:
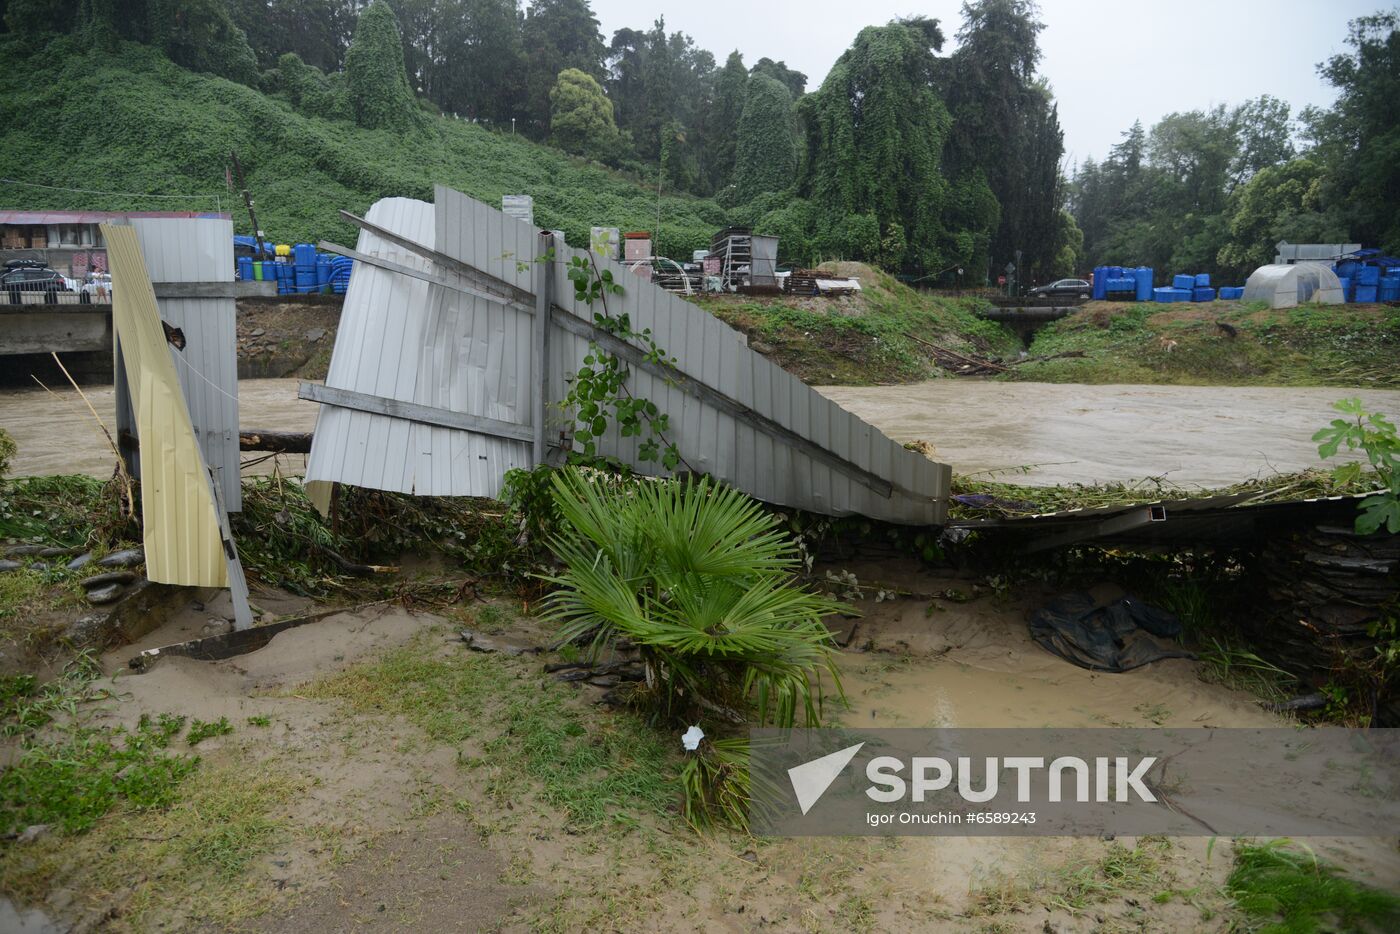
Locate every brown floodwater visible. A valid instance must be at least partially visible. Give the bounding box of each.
[2,377,1396,487]
[817,380,1398,487]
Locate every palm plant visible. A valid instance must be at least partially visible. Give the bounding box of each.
[539,468,846,730]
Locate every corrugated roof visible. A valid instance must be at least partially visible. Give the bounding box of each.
[1,210,230,225]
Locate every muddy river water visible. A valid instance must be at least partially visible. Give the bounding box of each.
[3,377,1396,486]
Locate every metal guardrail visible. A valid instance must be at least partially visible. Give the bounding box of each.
[0,280,111,306]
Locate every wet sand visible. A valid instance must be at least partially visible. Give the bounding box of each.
[3,377,1396,487]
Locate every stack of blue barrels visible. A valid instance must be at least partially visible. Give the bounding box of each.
[1091,266,1153,301]
[234,238,354,296]
[1354,264,1380,304]
[1154,274,1195,303]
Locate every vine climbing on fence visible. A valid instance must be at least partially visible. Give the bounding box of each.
[559,249,686,472]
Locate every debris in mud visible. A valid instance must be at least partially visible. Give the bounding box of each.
[1028,592,1194,672]
[0,560,20,572]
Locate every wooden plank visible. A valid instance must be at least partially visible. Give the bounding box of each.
[533,232,553,465]
[336,213,896,499]
[548,312,894,498]
[298,381,534,444]
[151,281,237,299]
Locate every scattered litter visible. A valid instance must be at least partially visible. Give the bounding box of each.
[1028,592,1194,672]
[681,725,704,751]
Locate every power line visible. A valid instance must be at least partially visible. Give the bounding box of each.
[0,177,219,203]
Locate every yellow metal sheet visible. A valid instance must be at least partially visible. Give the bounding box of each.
[103,223,228,587]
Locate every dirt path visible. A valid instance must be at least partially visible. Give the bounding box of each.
[6,378,1395,488]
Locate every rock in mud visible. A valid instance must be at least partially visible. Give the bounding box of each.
[200,619,232,638]
[305,327,327,342]
[39,546,82,558]
[80,571,138,590]
[66,552,94,571]
[85,583,126,605]
[0,559,21,572]
[3,544,45,557]
[97,548,145,569]
[459,629,539,656]
[17,824,50,844]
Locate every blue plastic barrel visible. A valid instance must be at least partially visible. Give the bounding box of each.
[316,259,333,286]
[1134,266,1153,302]
[1192,286,1216,302]
[1172,274,1195,291]
[237,256,253,281]
[1355,285,1379,303]
[1194,273,1210,288]
[1092,266,1107,300]
[1357,265,1381,286]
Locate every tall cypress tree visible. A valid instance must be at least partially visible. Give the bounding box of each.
[733,72,795,202]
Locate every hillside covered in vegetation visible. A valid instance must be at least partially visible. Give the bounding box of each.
[0,36,729,256]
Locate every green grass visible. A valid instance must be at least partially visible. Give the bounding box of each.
[1228,839,1400,933]
[0,663,203,834]
[968,839,1171,917]
[1012,301,1400,387]
[0,36,726,259]
[303,631,676,831]
[697,264,1020,384]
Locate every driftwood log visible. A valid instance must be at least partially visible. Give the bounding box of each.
[239,429,313,453]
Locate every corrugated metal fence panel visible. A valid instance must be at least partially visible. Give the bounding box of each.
[545,226,949,525]
[127,217,241,510]
[425,186,534,496]
[307,197,432,494]
[307,190,949,524]
[103,223,228,587]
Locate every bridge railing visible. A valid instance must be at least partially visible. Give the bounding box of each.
[0,279,112,307]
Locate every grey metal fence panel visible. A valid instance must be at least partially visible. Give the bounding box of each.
[122,217,241,510]
[303,189,950,524]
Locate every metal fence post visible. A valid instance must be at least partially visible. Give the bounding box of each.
[533,231,554,466]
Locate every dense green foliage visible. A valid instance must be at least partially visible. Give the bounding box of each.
[1227,839,1400,933]
[1073,9,1400,281]
[548,67,619,159]
[0,38,728,254]
[343,0,415,130]
[796,21,953,271]
[732,73,796,202]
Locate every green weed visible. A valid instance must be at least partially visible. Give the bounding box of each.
[1227,839,1400,933]
[186,716,234,746]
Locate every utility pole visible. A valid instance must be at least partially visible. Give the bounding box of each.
[229,151,265,260]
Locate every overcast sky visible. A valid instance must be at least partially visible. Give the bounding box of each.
[593,0,1376,167]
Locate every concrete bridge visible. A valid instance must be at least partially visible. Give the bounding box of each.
[0,302,112,356]
[974,304,1077,343]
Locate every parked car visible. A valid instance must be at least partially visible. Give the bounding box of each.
[1027,278,1092,300]
[1,259,70,304]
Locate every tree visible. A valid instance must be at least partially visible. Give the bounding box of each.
[146,0,259,85]
[1231,95,1294,185]
[521,0,605,137]
[698,50,747,194]
[344,0,416,130]
[1217,158,1345,276]
[798,19,953,271]
[749,56,805,98]
[549,67,619,157]
[1305,10,1400,253]
[940,0,1064,280]
[732,72,795,201]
